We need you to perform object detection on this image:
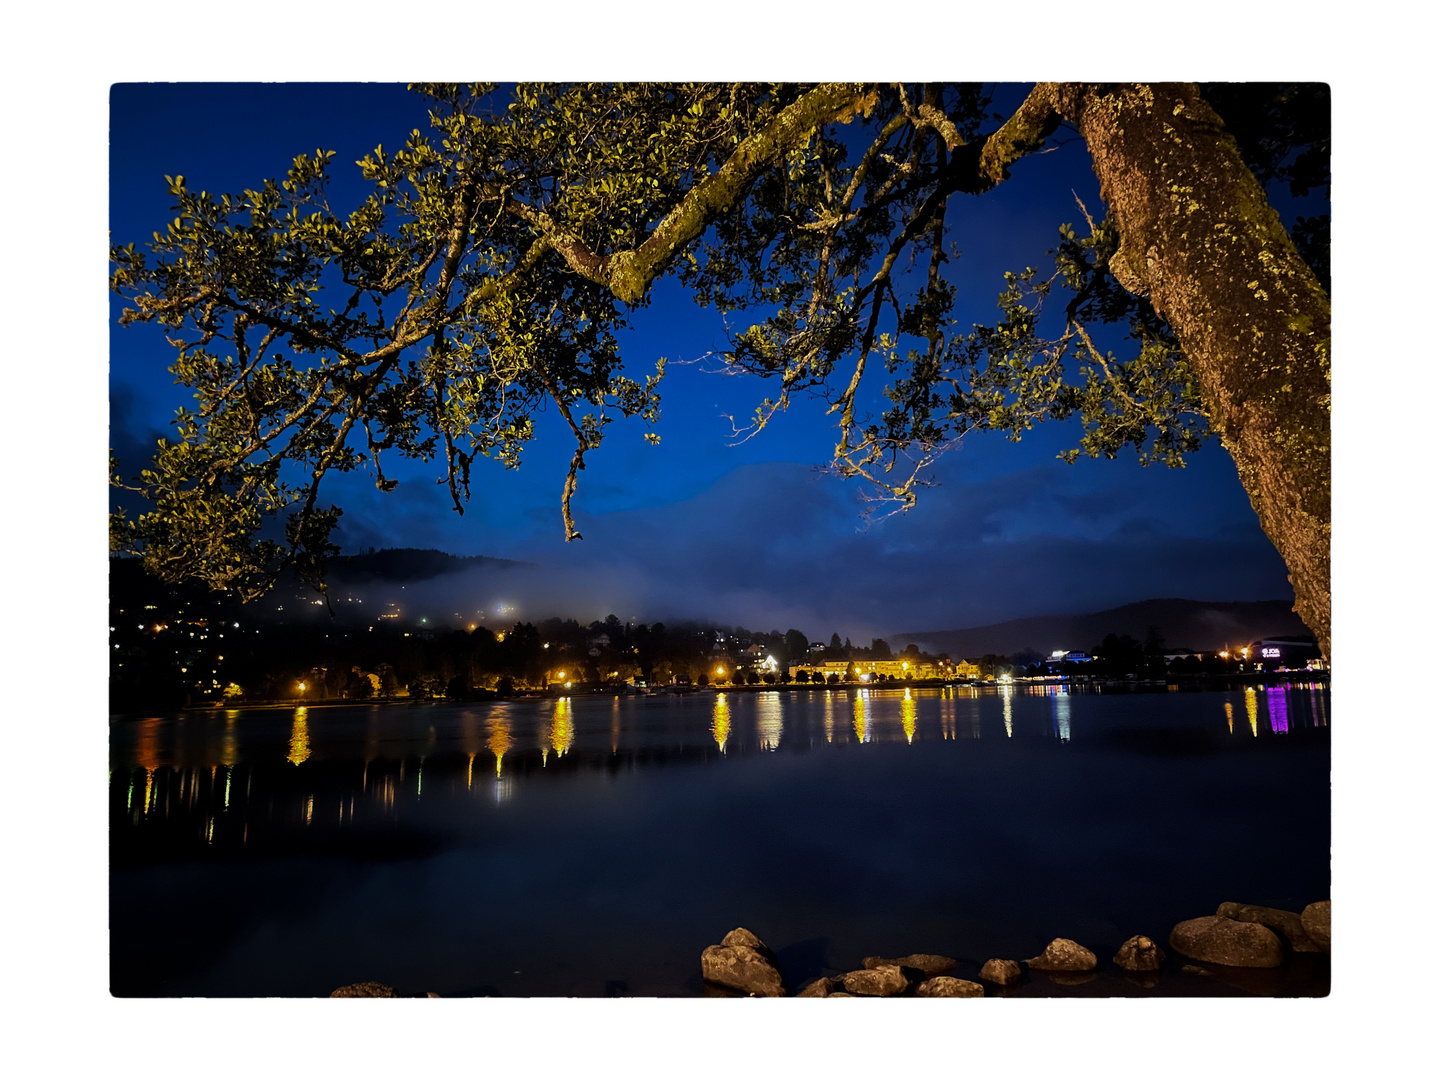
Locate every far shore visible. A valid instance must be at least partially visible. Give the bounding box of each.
[108,669,1328,720]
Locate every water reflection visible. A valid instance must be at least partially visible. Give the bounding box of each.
[111,684,1330,862]
[757,693,783,751]
[550,698,575,760]
[488,709,512,777]
[1267,688,1290,734]
[460,711,483,790]
[288,708,311,765]
[711,694,731,752]
[221,715,238,767]
[852,691,870,743]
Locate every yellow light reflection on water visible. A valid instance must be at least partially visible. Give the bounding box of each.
[460,711,482,789]
[824,692,836,743]
[901,690,917,744]
[852,691,869,743]
[1244,686,1259,736]
[757,692,782,751]
[612,696,622,753]
[221,714,238,767]
[135,719,162,814]
[550,698,574,759]
[288,707,311,765]
[487,710,512,777]
[1002,685,1014,737]
[711,693,731,752]
[1224,701,1234,734]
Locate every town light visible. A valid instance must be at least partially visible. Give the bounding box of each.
[298,682,307,692]
[557,671,566,680]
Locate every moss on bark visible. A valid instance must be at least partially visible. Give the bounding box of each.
[1051,83,1331,658]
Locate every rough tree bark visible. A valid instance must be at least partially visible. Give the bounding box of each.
[992,83,1331,660]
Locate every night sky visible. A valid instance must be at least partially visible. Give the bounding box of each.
[109,83,1305,637]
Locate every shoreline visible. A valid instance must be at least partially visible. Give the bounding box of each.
[111,670,1330,721]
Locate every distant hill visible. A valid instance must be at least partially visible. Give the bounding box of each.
[893,598,1310,659]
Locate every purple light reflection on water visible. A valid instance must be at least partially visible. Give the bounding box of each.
[1267,687,1290,734]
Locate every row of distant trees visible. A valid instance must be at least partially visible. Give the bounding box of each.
[109,578,957,707]
[110,556,1251,710]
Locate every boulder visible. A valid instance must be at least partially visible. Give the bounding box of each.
[827,992,858,997]
[840,964,910,996]
[701,943,785,997]
[978,959,1022,985]
[1113,935,1166,972]
[796,977,834,998]
[916,976,984,998]
[863,953,957,978]
[1169,916,1282,968]
[330,981,397,998]
[1025,938,1097,972]
[722,927,767,951]
[1301,901,1331,952]
[1216,902,1321,952]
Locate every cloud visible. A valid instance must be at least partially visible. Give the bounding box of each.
[307,453,1291,642]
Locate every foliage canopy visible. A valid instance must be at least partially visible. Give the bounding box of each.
[112,82,1329,603]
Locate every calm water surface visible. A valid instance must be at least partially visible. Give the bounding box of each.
[110,684,1330,997]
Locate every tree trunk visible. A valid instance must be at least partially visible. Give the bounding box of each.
[1053,83,1331,661]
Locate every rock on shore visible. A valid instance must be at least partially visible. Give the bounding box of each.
[1169,916,1283,968]
[863,954,957,978]
[700,927,785,997]
[978,959,1022,985]
[1216,902,1321,952]
[797,977,835,997]
[1025,938,1097,972]
[916,976,984,998]
[840,964,910,996]
[1301,901,1331,952]
[330,981,397,997]
[1113,935,1166,971]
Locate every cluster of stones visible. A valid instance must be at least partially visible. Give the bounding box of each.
[329,982,440,998]
[329,900,1332,999]
[1168,899,1330,968]
[699,901,1329,999]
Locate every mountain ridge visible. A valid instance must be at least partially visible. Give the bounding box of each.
[892,598,1309,659]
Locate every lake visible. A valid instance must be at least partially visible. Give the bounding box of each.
[109,682,1330,997]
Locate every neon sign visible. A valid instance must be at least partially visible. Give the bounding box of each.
[1261,647,1281,658]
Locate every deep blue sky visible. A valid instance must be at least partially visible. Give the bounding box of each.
[109,83,1301,637]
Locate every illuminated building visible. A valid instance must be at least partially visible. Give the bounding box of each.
[1244,637,1322,672]
[800,657,968,681]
